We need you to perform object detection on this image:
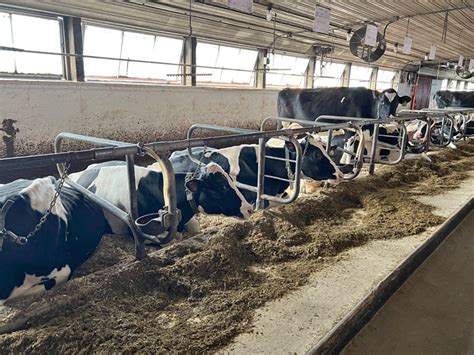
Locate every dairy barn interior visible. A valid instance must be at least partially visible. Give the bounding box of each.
[0,0,473,353]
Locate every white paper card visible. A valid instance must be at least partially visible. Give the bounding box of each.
[458,55,464,67]
[313,6,331,34]
[228,0,253,13]
[429,44,437,60]
[364,24,378,47]
[403,37,412,55]
[469,59,474,71]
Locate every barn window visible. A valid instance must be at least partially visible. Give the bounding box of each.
[265,54,309,88]
[349,65,373,88]
[0,11,63,76]
[447,80,457,90]
[441,79,448,90]
[196,42,258,87]
[83,24,183,83]
[313,61,345,88]
[376,70,396,91]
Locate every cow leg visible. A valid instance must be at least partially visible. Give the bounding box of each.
[184,217,200,234]
[405,152,432,162]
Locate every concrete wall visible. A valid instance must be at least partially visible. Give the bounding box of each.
[0,81,279,156]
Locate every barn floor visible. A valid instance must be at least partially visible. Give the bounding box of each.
[0,141,473,353]
[343,210,474,354]
[224,171,474,354]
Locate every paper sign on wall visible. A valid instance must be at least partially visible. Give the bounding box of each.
[469,59,474,71]
[364,24,378,47]
[458,55,464,67]
[313,6,331,34]
[228,0,253,14]
[428,44,437,60]
[403,36,412,54]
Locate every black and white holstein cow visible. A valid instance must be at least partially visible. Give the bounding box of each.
[69,162,253,235]
[0,177,110,303]
[153,135,343,207]
[434,90,474,109]
[340,124,431,166]
[278,87,411,122]
[434,90,474,140]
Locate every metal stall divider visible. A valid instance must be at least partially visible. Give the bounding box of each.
[260,116,366,180]
[185,124,302,209]
[420,107,474,143]
[2,111,469,259]
[55,133,179,260]
[314,115,408,175]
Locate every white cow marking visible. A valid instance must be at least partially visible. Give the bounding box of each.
[20,177,67,222]
[5,265,72,303]
[204,163,253,218]
[384,91,397,103]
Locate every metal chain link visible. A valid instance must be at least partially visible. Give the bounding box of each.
[16,161,71,245]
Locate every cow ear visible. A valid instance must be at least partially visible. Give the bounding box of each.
[399,96,411,104]
[285,141,297,152]
[186,179,202,193]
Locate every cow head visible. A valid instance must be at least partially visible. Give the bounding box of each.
[285,135,343,181]
[186,163,253,218]
[434,90,453,108]
[377,89,411,118]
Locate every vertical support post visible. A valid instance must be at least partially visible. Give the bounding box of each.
[368,124,379,174]
[305,57,316,89]
[182,36,197,86]
[369,67,378,90]
[326,129,333,154]
[256,137,267,210]
[156,154,179,242]
[425,117,432,151]
[255,48,267,89]
[392,70,401,91]
[342,63,351,87]
[126,154,146,260]
[62,16,85,81]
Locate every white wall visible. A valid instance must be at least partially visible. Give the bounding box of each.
[0,81,278,156]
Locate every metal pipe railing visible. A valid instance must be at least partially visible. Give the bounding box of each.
[54,132,178,259]
[186,123,303,207]
[1,107,471,261]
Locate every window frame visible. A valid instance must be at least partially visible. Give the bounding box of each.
[313,60,346,88]
[264,51,310,89]
[82,21,185,84]
[349,65,374,89]
[0,8,65,79]
[195,39,259,88]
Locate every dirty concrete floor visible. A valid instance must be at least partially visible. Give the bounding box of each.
[343,209,474,355]
[224,174,474,355]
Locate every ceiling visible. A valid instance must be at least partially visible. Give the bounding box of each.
[0,0,473,72]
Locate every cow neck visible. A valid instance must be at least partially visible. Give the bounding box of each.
[186,190,200,214]
[184,174,201,215]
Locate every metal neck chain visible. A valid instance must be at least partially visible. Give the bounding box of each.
[0,162,71,247]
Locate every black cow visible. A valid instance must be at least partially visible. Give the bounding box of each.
[434,90,474,108]
[0,177,110,303]
[69,162,253,234]
[278,87,411,122]
[156,136,342,207]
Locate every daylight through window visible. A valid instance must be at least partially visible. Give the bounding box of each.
[0,11,63,76]
[83,24,183,83]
